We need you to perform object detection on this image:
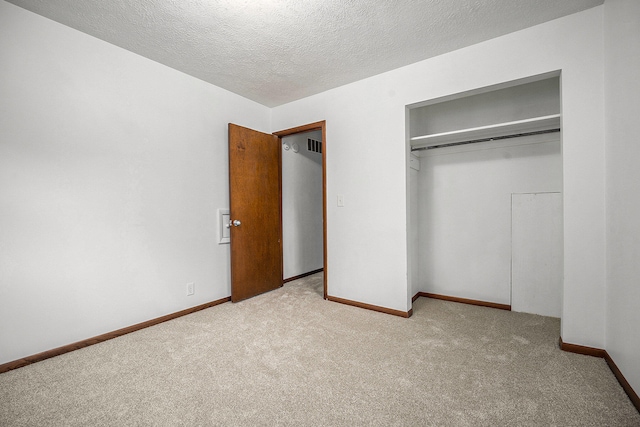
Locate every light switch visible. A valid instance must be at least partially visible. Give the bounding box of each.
[337,195,344,207]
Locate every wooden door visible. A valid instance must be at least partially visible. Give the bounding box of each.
[228,124,283,302]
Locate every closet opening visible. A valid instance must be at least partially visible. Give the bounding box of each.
[407,72,563,320]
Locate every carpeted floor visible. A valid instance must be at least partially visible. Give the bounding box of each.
[1,273,638,426]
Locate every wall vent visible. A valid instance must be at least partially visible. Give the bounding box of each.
[307,138,322,153]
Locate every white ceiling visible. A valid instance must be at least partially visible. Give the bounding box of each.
[7,0,603,107]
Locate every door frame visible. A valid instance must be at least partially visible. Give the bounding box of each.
[273,121,327,299]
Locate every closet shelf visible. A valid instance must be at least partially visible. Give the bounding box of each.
[410,114,560,149]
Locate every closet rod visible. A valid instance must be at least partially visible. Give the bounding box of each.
[411,128,561,152]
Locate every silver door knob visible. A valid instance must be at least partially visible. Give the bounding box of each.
[230,219,241,227]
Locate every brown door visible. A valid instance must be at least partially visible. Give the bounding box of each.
[228,123,283,302]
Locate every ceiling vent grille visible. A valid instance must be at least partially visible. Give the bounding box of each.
[307,138,322,153]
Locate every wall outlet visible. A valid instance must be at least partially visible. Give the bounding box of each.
[187,282,195,296]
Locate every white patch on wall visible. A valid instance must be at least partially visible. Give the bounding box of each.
[511,192,563,317]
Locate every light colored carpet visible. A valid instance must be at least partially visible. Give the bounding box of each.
[1,273,638,426]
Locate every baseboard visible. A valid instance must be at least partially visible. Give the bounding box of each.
[414,292,511,311]
[327,295,412,318]
[283,268,324,284]
[558,337,606,357]
[604,352,640,412]
[560,337,640,413]
[0,296,231,374]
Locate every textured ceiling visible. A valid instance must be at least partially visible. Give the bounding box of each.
[6,0,603,107]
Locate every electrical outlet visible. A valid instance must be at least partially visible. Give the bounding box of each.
[187,282,195,296]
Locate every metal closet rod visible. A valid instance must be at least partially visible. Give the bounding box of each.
[411,128,561,152]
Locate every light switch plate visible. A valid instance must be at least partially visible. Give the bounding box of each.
[217,209,230,244]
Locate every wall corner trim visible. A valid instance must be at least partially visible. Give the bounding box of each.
[327,295,412,318]
[559,337,640,413]
[558,337,606,357]
[283,268,324,284]
[413,292,511,311]
[0,296,231,374]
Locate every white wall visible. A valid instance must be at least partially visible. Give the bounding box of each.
[604,0,640,397]
[410,78,560,137]
[282,131,324,279]
[0,2,270,364]
[271,6,606,346]
[416,137,562,305]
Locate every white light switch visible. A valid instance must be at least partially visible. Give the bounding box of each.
[337,195,344,207]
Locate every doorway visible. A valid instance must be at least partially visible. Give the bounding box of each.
[274,121,327,299]
[281,130,324,283]
[228,121,327,302]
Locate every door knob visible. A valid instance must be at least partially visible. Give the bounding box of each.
[229,219,241,227]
